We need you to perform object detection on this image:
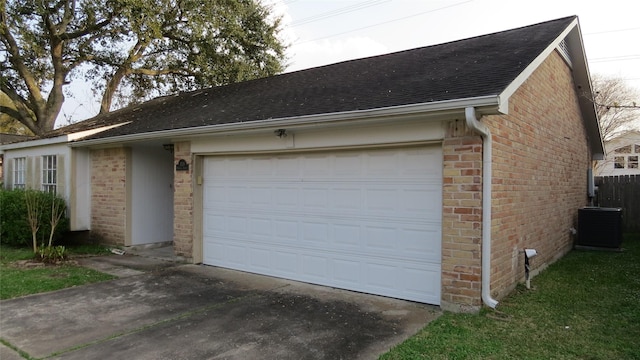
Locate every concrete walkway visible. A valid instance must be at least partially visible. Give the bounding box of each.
[1,250,441,359]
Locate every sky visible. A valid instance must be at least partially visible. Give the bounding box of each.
[58,0,640,127]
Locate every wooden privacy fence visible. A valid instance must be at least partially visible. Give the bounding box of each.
[595,175,639,233]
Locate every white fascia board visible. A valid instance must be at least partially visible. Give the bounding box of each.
[70,95,501,147]
[0,135,69,151]
[0,123,131,152]
[498,18,579,110]
[497,18,604,158]
[564,20,605,157]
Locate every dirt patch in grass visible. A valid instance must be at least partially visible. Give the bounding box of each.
[8,259,80,269]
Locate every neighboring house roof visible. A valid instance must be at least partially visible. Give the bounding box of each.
[0,133,36,145]
[4,16,604,157]
[607,130,640,149]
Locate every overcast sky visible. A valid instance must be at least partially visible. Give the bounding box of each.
[278,0,639,82]
[58,0,640,126]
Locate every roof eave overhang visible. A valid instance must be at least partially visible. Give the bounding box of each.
[498,17,605,160]
[0,134,70,151]
[566,19,606,160]
[70,95,503,148]
[0,122,131,152]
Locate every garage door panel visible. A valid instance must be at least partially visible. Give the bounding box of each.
[333,258,361,284]
[249,248,271,270]
[403,264,441,302]
[302,254,329,280]
[227,186,247,204]
[330,188,362,210]
[226,216,247,235]
[250,157,273,175]
[206,211,440,261]
[402,188,440,213]
[249,217,272,237]
[274,219,298,240]
[302,188,328,208]
[203,212,226,233]
[249,187,272,206]
[365,152,399,175]
[402,228,441,260]
[203,146,442,304]
[206,185,228,203]
[333,223,361,247]
[275,156,300,176]
[301,221,328,243]
[303,156,331,176]
[272,250,299,276]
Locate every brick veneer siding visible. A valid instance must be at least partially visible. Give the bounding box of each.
[485,50,590,300]
[442,50,591,309]
[173,142,193,258]
[441,122,484,311]
[90,147,129,245]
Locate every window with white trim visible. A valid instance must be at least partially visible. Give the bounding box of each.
[612,144,640,169]
[13,157,26,189]
[42,155,57,193]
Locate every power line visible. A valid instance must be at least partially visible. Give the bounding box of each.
[590,55,640,63]
[293,0,474,45]
[584,27,640,36]
[291,0,389,27]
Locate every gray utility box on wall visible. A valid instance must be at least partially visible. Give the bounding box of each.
[577,207,623,249]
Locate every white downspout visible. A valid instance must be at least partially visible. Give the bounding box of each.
[465,107,499,309]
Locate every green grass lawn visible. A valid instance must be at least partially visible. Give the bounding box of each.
[381,233,640,360]
[0,244,115,300]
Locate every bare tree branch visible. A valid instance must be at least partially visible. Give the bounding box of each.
[590,74,640,142]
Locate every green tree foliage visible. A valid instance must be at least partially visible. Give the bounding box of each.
[0,0,287,135]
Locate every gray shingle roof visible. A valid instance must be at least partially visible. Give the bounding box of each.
[67,16,576,141]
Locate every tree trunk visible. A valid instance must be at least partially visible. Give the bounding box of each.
[100,66,129,114]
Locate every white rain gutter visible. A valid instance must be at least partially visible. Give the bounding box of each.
[465,106,499,309]
[70,95,500,147]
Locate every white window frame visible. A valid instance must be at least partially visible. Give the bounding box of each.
[13,157,26,189]
[42,155,57,193]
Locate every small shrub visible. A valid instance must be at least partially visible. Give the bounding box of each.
[37,245,68,263]
[0,189,29,246]
[0,189,70,247]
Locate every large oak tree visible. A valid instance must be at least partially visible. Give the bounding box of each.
[1,0,287,136]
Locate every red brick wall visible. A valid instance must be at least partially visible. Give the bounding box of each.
[441,50,591,309]
[441,121,484,310]
[173,142,193,258]
[485,51,590,299]
[90,147,129,245]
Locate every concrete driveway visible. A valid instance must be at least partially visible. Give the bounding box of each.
[1,256,440,359]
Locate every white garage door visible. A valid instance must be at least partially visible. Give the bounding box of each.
[203,146,442,304]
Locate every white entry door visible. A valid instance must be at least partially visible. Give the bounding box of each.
[202,146,442,304]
